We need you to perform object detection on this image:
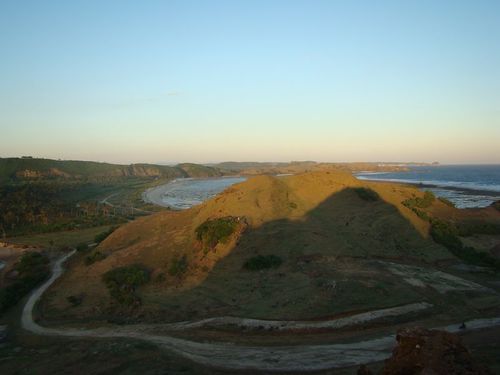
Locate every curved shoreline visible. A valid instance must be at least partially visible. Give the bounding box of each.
[21,252,500,371]
[142,176,246,209]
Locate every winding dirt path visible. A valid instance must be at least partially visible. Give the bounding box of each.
[21,252,500,372]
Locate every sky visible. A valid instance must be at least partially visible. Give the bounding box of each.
[1,0,499,164]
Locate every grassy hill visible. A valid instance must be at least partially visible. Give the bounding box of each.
[39,170,500,325]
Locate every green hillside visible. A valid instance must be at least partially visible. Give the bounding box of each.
[0,157,222,182]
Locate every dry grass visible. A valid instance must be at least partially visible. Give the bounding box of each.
[40,171,500,324]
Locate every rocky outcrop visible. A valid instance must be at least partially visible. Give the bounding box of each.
[379,327,491,375]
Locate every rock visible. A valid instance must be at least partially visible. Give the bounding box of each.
[0,325,8,342]
[380,327,492,375]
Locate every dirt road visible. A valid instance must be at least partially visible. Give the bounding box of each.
[21,251,500,372]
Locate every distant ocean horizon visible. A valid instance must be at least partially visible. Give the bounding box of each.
[356,165,500,208]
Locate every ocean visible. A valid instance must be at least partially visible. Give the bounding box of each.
[356,165,500,209]
[159,176,246,209]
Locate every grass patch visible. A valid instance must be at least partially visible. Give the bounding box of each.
[195,217,239,251]
[493,201,500,212]
[102,265,150,306]
[94,226,118,244]
[168,255,188,277]
[85,251,106,265]
[0,252,50,315]
[8,225,113,248]
[458,222,500,237]
[243,255,283,271]
[353,187,379,202]
[430,219,500,270]
[438,197,455,207]
[403,191,436,209]
[76,243,88,252]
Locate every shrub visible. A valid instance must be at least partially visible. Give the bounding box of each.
[168,255,188,276]
[493,201,500,212]
[412,208,430,221]
[195,217,238,251]
[438,197,455,207]
[85,251,106,265]
[243,255,283,271]
[353,187,379,202]
[0,251,50,315]
[430,220,462,253]
[430,219,500,270]
[458,222,500,237]
[102,265,150,305]
[403,191,436,209]
[67,294,83,307]
[94,226,118,244]
[76,242,88,252]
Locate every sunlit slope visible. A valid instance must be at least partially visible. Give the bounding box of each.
[44,171,459,322]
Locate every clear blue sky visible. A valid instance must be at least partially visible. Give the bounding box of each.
[1,0,499,164]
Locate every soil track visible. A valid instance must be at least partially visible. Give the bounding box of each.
[22,251,500,372]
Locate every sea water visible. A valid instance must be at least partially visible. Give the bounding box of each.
[161,176,246,209]
[356,165,500,209]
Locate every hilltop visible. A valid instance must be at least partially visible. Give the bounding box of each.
[40,170,500,326]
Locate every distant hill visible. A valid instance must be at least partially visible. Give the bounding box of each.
[209,161,431,175]
[0,157,222,183]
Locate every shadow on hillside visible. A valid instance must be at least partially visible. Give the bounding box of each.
[153,187,448,321]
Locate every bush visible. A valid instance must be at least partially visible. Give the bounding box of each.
[76,242,88,252]
[403,191,436,209]
[85,251,106,265]
[0,251,50,315]
[430,219,500,270]
[67,294,83,307]
[102,265,150,305]
[243,255,283,271]
[438,197,455,207]
[412,208,430,221]
[353,187,379,202]
[458,222,500,237]
[493,201,500,212]
[168,255,188,276]
[195,217,238,251]
[94,226,118,244]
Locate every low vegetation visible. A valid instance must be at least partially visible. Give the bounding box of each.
[76,243,88,252]
[438,197,455,207]
[430,219,500,270]
[458,222,500,237]
[493,200,500,212]
[85,251,106,265]
[0,251,50,315]
[353,187,379,202]
[102,265,150,306]
[195,217,239,251]
[168,255,188,276]
[402,191,436,209]
[243,255,283,271]
[94,226,118,243]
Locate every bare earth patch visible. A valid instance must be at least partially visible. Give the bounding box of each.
[383,262,494,294]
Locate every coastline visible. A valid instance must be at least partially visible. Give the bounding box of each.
[142,179,182,208]
[142,176,246,209]
[362,178,500,198]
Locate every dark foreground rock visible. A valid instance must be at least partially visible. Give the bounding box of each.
[379,327,492,375]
